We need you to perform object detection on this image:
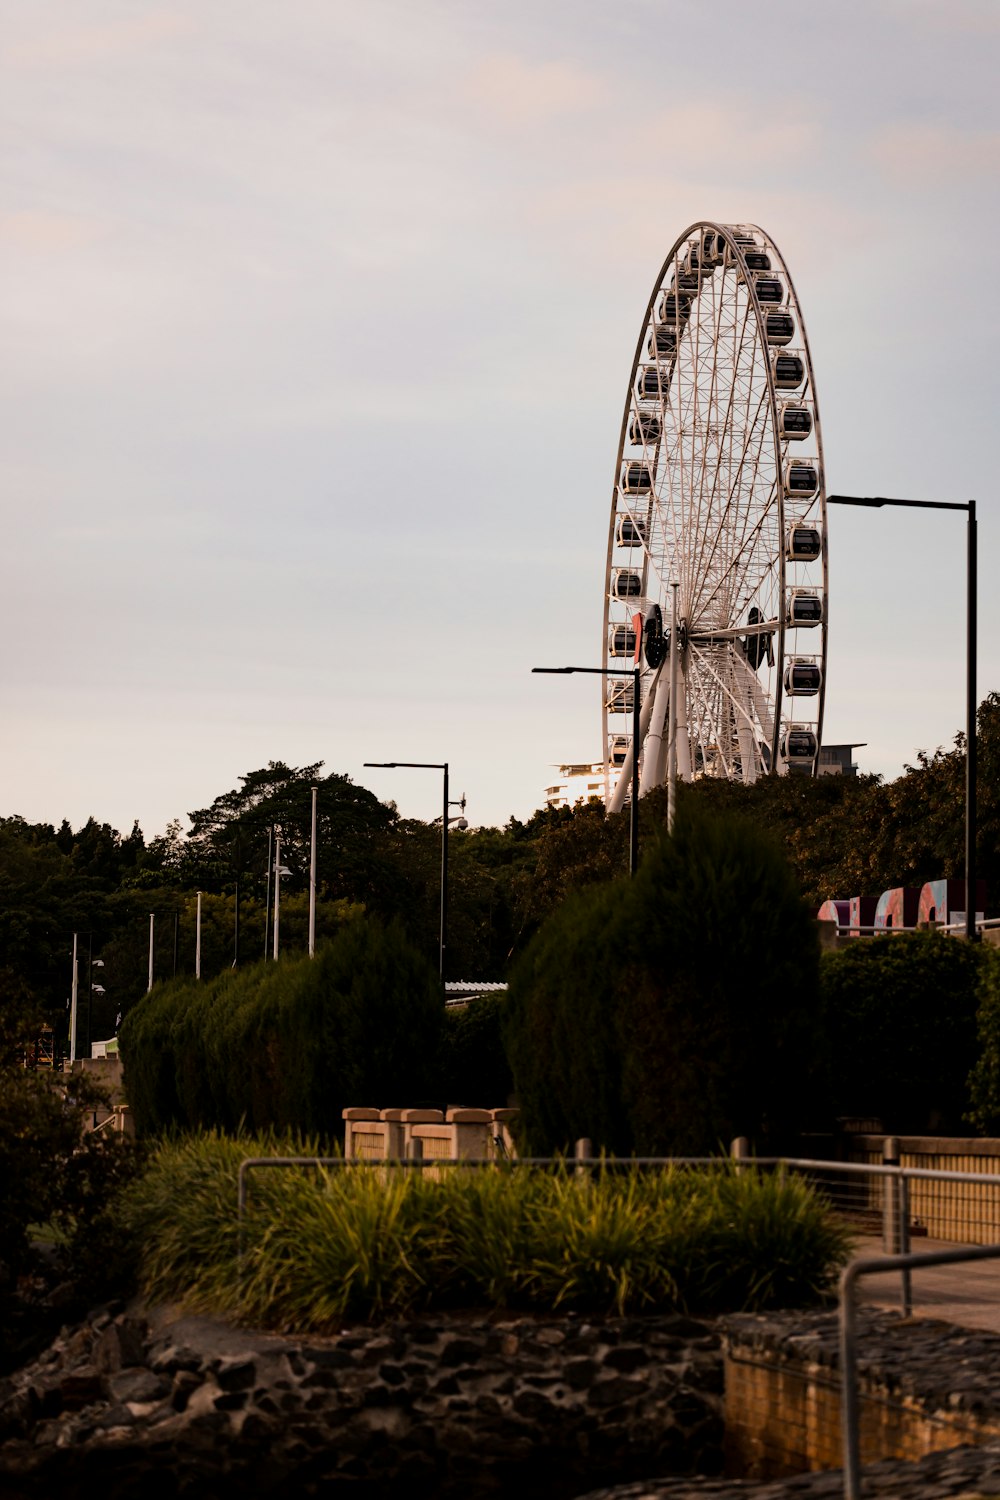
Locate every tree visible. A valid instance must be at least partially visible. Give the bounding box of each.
[0,970,137,1307]
[504,803,822,1155]
[820,932,984,1132]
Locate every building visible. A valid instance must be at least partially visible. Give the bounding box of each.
[543,762,608,810]
[817,743,865,777]
[545,742,864,806]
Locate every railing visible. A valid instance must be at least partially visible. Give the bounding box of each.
[839,1243,1000,1500]
[234,1146,1000,1498]
[832,917,1000,937]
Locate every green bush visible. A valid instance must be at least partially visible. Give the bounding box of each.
[120,916,444,1137]
[113,1131,851,1328]
[965,945,1000,1133]
[437,996,513,1107]
[0,971,139,1305]
[820,931,984,1133]
[503,804,822,1156]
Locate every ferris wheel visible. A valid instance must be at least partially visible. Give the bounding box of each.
[603,221,828,810]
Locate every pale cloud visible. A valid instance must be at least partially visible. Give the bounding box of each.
[872,120,1000,183]
[885,0,1000,35]
[8,9,193,69]
[0,210,106,253]
[462,52,608,128]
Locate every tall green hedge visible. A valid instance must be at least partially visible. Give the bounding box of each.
[437,996,513,1108]
[820,930,984,1133]
[962,944,1000,1134]
[503,804,822,1156]
[119,916,443,1136]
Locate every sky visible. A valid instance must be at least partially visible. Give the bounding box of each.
[3,0,999,835]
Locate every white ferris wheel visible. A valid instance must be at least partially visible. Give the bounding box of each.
[602,221,828,813]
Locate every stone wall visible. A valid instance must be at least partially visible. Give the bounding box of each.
[723,1309,1000,1480]
[0,1304,724,1499]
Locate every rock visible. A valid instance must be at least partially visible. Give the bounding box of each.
[106,1369,167,1406]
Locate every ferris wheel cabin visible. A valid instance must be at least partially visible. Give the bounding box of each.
[773,352,805,388]
[616,515,647,547]
[785,524,823,562]
[787,589,824,627]
[784,658,822,696]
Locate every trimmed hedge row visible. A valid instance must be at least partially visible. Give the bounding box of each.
[119,917,444,1137]
[503,805,823,1157]
[820,928,987,1134]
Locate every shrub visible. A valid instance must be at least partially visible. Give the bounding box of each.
[820,931,984,1132]
[120,917,444,1137]
[0,970,140,1307]
[503,804,822,1156]
[966,945,1000,1133]
[114,1131,851,1328]
[437,996,514,1108]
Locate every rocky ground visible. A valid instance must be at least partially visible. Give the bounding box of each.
[0,1301,725,1498]
[7,1299,1000,1497]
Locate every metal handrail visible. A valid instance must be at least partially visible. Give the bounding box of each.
[839,1243,1000,1500]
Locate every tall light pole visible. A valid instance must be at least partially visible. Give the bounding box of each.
[195,891,203,980]
[272,827,282,960]
[69,933,79,1064]
[532,664,641,876]
[309,785,318,958]
[828,494,977,940]
[364,761,451,978]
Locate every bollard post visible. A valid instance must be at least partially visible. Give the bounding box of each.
[883,1136,900,1253]
[731,1136,750,1172]
[575,1138,592,1178]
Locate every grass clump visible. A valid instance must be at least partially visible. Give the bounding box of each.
[114,1134,852,1331]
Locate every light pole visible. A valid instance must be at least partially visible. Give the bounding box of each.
[272,829,291,959]
[364,761,451,978]
[309,785,318,958]
[195,891,203,979]
[532,664,641,876]
[827,494,978,940]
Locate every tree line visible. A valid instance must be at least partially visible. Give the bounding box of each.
[3,692,999,1042]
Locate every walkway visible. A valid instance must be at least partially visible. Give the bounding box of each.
[854,1233,1000,1334]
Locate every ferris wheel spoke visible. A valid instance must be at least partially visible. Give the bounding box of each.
[690,381,772,623]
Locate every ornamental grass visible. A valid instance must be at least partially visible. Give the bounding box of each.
[116,1132,852,1332]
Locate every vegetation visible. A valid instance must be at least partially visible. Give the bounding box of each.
[0,969,139,1330]
[438,995,513,1108]
[5,693,1000,1045]
[504,804,822,1156]
[113,1131,852,1328]
[820,930,985,1133]
[966,946,1000,1134]
[119,918,444,1136]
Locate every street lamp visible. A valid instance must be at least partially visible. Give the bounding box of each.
[532,664,641,876]
[364,761,453,978]
[827,494,977,940]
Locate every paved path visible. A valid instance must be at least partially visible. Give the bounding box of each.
[853,1233,1000,1333]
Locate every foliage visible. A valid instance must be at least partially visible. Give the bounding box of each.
[0,970,140,1299]
[113,1131,851,1328]
[504,803,822,1156]
[3,692,1000,1044]
[119,916,444,1136]
[819,931,984,1132]
[965,945,1000,1133]
[437,996,514,1108]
